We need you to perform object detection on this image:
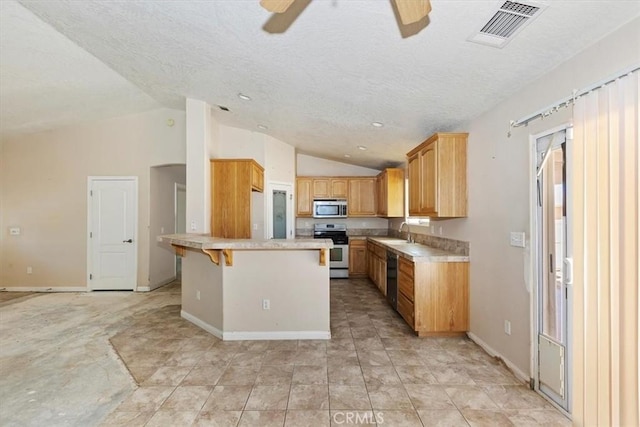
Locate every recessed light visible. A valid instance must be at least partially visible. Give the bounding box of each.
[372,122,384,127]
[257,124,268,130]
[238,93,251,101]
[344,154,351,158]
[357,145,367,151]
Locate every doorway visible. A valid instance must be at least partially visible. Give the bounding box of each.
[266,182,294,239]
[175,183,186,278]
[532,128,571,413]
[87,177,138,290]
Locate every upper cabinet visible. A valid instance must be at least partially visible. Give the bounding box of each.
[211,159,264,238]
[297,169,405,218]
[348,178,376,217]
[376,168,404,218]
[407,132,468,218]
[296,177,313,217]
[313,178,348,199]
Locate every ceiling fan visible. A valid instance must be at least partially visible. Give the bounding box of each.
[260,0,432,25]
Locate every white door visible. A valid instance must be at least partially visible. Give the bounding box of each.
[534,129,571,411]
[88,177,137,290]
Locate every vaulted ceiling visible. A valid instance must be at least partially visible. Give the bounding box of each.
[1,1,638,168]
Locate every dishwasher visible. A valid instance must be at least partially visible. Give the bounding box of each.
[386,251,398,310]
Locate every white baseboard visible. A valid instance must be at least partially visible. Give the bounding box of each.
[137,286,150,292]
[0,286,87,292]
[223,331,331,341]
[180,310,331,341]
[466,331,530,384]
[181,310,223,340]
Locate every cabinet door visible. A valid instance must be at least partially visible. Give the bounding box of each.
[313,179,330,198]
[251,162,264,192]
[348,178,376,216]
[407,154,421,216]
[349,240,367,277]
[415,262,469,333]
[420,142,437,215]
[331,179,348,198]
[296,178,313,217]
[211,161,251,238]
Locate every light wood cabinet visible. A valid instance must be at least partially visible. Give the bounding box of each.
[397,256,469,336]
[349,239,367,278]
[313,178,348,199]
[210,159,264,239]
[376,168,404,217]
[296,178,313,217]
[367,241,387,295]
[348,178,376,217]
[407,132,468,218]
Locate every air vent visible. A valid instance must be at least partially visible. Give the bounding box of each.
[468,1,546,48]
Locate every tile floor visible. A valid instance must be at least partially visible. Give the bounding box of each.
[103,278,571,426]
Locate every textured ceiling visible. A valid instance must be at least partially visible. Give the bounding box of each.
[3,1,640,168]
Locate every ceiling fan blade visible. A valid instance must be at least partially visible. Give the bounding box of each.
[260,0,296,14]
[394,0,432,25]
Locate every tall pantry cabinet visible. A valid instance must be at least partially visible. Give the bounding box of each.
[210,159,264,238]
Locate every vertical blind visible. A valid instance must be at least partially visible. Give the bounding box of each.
[571,70,639,426]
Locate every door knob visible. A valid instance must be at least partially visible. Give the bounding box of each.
[123,239,133,243]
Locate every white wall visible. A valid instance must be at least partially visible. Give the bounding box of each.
[210,121,296,239]
[422,18,640,377]
[149,164,186,289]
[0,108,186,288]
[297,153,380,176]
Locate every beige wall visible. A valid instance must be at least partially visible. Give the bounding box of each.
[149,164,186,289]
[0,108,185,288]
[400,18,640,377]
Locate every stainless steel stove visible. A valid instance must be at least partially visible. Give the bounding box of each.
[313,223,349,278]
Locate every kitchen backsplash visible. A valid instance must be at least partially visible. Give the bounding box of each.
[392,229,470,256]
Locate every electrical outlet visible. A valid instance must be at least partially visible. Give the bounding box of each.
[26,266,33,274]
[196,290,201,300]
[262,299,270,310]
[438,226,443,236]
[160,227,165,234]
[9,227,21,236]
[190,221,197,231]
[253,224,258,231]
[430,225,435,233]
[504,320,511,335]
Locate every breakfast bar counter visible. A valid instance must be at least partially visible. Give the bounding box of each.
[160,234,333,341]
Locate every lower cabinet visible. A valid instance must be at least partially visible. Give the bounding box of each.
[397,256,469,336]
[348,239,367,278]
[366,241,387,295]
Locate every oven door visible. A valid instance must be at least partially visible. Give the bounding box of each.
[329,244,349,278]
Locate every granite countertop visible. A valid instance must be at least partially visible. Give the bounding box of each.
[367,237,469,262]
[160,234,334,250]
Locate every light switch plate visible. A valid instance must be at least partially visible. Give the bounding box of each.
[510,232,526,248]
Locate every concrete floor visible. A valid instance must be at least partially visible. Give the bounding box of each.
[0,283,182,426]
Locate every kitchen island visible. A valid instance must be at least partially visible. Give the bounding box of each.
[160,234,333,340]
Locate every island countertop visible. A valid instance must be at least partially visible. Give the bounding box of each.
[160,233,334,250]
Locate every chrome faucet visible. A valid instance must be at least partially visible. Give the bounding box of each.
[399,222,413,243]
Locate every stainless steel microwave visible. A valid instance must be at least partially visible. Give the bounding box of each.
[313,199,348,218]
